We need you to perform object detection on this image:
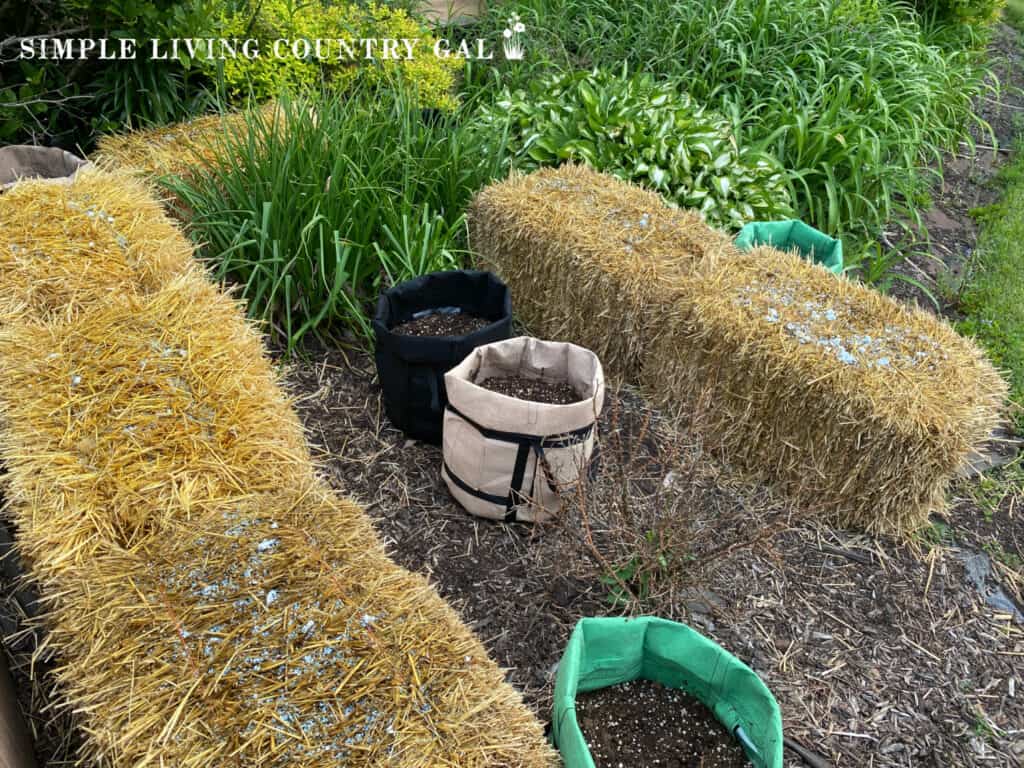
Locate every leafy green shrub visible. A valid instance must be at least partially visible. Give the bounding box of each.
[479,69,792,228]
[475,0,990,253]
[916,0,1005,25]
[208,0,463,109]
[162,88,506,348]
[0,0,216,146]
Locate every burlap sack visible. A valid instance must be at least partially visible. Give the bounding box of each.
[442,336,604,522]
[0,145,89,191]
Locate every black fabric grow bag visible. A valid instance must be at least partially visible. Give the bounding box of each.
[373,270,513,443]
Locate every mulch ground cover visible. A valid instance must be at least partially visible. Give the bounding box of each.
[285,342,1024,767]
[575,678,750,767]
[478,374,583,404]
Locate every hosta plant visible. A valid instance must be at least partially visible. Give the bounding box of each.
[480,69,793,228]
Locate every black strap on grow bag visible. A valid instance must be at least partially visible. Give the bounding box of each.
[444,404,594,522]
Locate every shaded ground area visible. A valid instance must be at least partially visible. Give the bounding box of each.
[890,24,1024,315]
[287,343,1024,767]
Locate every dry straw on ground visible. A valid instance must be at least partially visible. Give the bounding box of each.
[92,103,279,180]
[470,165,1007,533]
[0,174,556,765]
[0,169,195,325]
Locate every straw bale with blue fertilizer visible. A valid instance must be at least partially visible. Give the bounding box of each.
[30,480,556,767]
[92,104,280,181]
[468,164,736,381]
[470,164,1006,533]
[0,193,557,764]
[0,168,195,325]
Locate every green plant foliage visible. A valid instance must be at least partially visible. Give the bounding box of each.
[474,0,992,247]
[1006,0,1024,29]
[0,0,217,146]
[208,0,463,109]
[957,147,1024,433]
[479,69,792,228]
[917,0,1006,25]
[162,88,507,349]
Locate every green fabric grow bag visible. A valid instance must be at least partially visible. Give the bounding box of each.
[735,219,843,274]
[552,616,783,768]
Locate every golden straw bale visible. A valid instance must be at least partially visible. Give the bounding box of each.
[34,482,555,768]
[0,274,311,559]
[469,164,736,380]
[647,245,1006,533]
[470,166,1006,533]
[0,168,195,324]
[0,212,556,764]
[93,102,281,180]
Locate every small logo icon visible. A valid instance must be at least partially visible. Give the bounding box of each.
[502,14,526,60]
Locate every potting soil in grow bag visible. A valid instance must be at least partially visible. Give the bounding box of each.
[575,679,749,767]
[443,336,604,522]
[553,617,783,768]
[373,270,512,444]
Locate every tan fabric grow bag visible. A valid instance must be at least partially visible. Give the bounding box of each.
[442,336,604,522]
[0,145,89,191]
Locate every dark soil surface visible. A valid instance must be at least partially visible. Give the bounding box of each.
[392,311,490,337]
[478,374,582,404]
[576,679,750,768]
[284,342,1024,767]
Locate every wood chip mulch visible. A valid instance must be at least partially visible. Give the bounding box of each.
[286,343,1024,768]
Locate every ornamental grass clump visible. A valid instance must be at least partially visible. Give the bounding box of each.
[158,89,507,348]
[0,169,195,324]
[479,69,793,229]
[471,165,1006,533]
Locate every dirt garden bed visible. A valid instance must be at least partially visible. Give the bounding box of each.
[284,341,1023,767]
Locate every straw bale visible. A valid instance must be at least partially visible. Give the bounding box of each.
[647,245,1006,533]
[93,103,280,180]
[0,273,311,561]
[468,164,736,380]
[0,248,555,764]
[0,168,195,325]
[33,482,555,767]
[470,166,1006,533]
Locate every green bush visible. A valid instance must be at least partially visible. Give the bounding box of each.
[917,0,1005,24]
[162,88,506,349]
[473,0,991,259]
[0,0,216,147]
[479,69,792,229]
[207,0,463,109]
